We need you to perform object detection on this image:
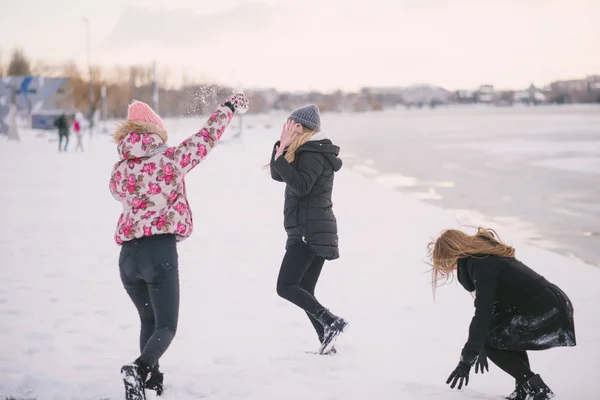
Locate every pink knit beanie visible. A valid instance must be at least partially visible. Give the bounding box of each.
[113,100,168,143]
[127,101,164,128]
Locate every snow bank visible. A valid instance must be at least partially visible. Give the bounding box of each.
[0,120,598,399]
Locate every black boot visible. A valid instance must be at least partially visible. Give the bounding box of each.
[121,361,149,400]
[315,309,348,355]
[506,384,525,400]
[317,334,337,355]
[145,371,164,396]
[521,375,554,400]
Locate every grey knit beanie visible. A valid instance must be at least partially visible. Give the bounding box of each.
[289,104,321,131]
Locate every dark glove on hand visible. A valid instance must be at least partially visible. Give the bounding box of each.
[446,361,471,390]
[474,348,489,374]
[224,93,249,114]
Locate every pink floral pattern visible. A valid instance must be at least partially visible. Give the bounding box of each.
[128,133,141,144]
[197,144,207,158]
[109,105,233,244]
[148,182,162,195]
[197,129,212,142]
[141,162,157,176]
[157,161,175,185]
[179,153,191,168]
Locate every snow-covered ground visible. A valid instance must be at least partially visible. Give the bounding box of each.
[1,119,599,399]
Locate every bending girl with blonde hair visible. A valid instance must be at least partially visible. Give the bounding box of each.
[429,227,576,400]
[269,104,348,355]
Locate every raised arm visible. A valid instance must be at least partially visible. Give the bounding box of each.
[171,93,248,175]
[272,151,325,196]
[270,141,284,182]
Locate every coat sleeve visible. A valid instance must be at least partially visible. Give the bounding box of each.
[172,104,233,175]
[272,151,324,196]
[460,257,501,365]
[270,141,284,182]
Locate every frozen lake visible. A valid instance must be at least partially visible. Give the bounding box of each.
[241,105,600,267]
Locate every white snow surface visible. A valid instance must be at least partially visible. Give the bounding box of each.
[531,157,600,175]
[1,119,599,399]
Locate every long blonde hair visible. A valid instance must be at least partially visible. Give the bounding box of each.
[427,227,515,294]
[266,124,317,166]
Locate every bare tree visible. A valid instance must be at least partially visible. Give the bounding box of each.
[31,60,63,77]
[7,49,31,76]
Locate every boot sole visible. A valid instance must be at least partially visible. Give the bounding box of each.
[121,365,146,400]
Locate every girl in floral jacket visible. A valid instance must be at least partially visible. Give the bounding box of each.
[110,94,248,399]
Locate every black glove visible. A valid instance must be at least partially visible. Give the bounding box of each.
[446,361,471,390]
[474,348,489,374]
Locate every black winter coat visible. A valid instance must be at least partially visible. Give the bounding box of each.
[54,114,69,136]
[457,255,576,365]
[270,139,343,260]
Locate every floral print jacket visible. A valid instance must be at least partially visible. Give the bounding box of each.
[109,105,233,244]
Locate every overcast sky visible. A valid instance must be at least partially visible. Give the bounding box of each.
[1,0,599,91]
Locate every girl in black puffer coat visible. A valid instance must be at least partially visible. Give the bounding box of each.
[428,227,576,400]
[269,104,348,355]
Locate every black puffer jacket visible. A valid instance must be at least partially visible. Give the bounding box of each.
[457,255,575,364]
[270,139,343,260]
[54,114,69,136]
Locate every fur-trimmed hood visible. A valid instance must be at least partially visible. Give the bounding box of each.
[114,121,168,160]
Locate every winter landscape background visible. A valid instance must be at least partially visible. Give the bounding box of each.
[1,105,600,399]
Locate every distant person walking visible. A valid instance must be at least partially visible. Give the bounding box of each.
[109,93,248,400]
[54,113,70,152]
[73,118,83,152]
[428,227,576,400]
[268,104,348,355]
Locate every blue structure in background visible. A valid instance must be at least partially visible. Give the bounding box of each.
[0,76,74,133]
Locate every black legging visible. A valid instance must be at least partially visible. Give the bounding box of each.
[276,242,326,342]
[59,134,69,151]
[484,344,534,385]
[119,234,179,370]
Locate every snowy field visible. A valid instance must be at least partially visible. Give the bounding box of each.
[1,118,600,399]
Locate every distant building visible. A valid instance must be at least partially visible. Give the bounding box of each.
[549,75,600,103]
[399,85,452,108]
[551,78,588,92]
[360,87,404,110]
[0,76,75,130]
[513,84,547,105]
[455,90,476,104]
[475,85,495,103]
